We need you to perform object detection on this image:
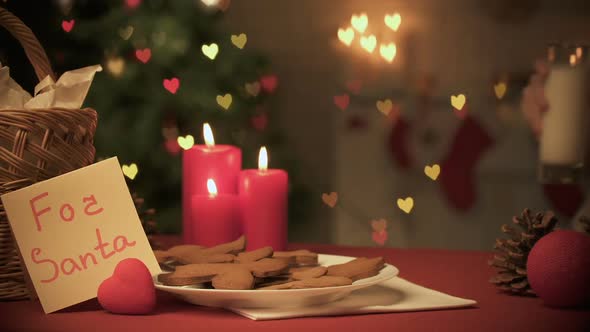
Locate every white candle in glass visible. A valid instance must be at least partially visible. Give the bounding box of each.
[540,48,588,166]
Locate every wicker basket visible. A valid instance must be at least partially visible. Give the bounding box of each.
[0,7,97,300]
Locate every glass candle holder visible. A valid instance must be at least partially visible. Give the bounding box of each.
[538,43,589,184]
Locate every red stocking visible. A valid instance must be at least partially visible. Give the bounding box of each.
[387,116,413,169]
[543,184,584,218]
[439,116,494,211]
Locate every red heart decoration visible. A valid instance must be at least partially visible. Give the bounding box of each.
[333,94,350,110]
[163,78,180,94]
[98,258,156,315]
[126,0,141,9]
[346,79,362,94]
[260,75,278,94]
[372,231,388,246]
[61,20,75,33]
[135,48,151,64]
[251,113,268,131]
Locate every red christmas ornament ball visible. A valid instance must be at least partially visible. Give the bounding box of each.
[527,230,590,308]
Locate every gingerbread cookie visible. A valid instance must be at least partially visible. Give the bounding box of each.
[288,266,317,273]
[161,264,279,289]
[154,236,245,265]
[326,257,385,281]
[158,258,289,289]
[254,266,327,289]
[258,276,352,290]
[212,268,254,290]
[291,266,327,280]
[235,246,273,263]
[199,235,246,256]
[246,258,290,278]
[158,269,216,286]
[173,253,235,265]
[167,244,204,256]
[154,250,173,264]
[254,275,293,288]
[154,245,202,263]
[273,250,318,266]
[154,236,388,291]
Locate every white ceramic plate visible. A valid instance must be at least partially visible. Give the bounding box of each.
[154,254,399,309]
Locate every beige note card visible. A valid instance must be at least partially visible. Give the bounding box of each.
[1,157,160,313]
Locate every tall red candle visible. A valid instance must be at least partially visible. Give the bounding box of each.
[239,147,288,250]
[191,179,240,246]
[182,124,241,243]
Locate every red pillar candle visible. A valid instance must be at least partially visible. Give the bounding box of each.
[182,123,241,243]
[191,179,240,246]
[239,147,288,250]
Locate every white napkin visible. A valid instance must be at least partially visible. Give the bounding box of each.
[229,277,477,321]
[0,63,102,110]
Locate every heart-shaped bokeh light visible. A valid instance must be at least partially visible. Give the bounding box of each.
[322,192,338,208]
[216,93,233,110]
[202,43,219,60]
[122,163,138,180]
[119,25,134,40]
[177,135,195,150]
[379,43,396,63]
[384,13,401,31]
[494,83,507,100]
[451,94,466,110]
[351,13,368,33]
[397,197,414,214]
[231,33,247,49]
[106,57,125,77]
[245,82,261,96]
[376,99,393,116]
[360,35,377,53]
[337,27,355,47]
[424,164,441,181]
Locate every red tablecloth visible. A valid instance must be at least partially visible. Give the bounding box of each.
[1,239,589,332]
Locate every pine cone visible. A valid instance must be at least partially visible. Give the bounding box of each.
[132,193,160,249]
[489,209,558,295]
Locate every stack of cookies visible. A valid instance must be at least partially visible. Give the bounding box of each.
[155,236,386,290]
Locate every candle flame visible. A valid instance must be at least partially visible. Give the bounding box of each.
[570,54,577,66]
[207,178,218,196]
[203,123,215,148]
[259,146,268,171]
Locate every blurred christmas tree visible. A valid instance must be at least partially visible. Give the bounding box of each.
[3,0,309,233]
